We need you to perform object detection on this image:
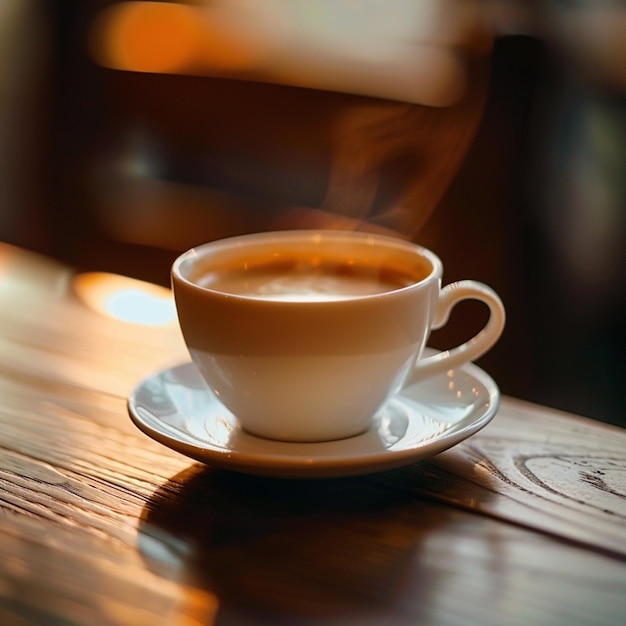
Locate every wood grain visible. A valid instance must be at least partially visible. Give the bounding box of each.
[1,244,625,625]
[402,398,626,559]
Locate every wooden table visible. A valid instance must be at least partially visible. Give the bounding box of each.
[1,242,625,626]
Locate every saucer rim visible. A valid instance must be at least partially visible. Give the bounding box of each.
[127,356,500,478]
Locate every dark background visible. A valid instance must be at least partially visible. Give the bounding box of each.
[2,1,625,426]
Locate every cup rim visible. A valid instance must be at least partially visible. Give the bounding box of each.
[172,229,442,302]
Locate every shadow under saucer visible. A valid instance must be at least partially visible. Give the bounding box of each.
[137,464,462,623]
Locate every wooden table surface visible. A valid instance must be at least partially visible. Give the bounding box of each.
[1,242,625,626]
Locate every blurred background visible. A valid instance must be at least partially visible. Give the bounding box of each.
[1,0,625,426]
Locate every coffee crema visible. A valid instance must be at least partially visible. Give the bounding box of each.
[195,256,424,302]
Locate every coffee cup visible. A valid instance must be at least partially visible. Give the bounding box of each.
[171,230,505,442]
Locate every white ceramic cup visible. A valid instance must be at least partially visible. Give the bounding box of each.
[172,230,505,442]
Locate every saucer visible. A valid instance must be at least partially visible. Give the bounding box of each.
[128,356,499,478]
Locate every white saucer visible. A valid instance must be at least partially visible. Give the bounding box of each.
[128,356,500,478]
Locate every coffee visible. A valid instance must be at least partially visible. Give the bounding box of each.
[172,230,505,442]
[195,256,424,301]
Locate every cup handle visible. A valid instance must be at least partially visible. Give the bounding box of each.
[405,280,505,385]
